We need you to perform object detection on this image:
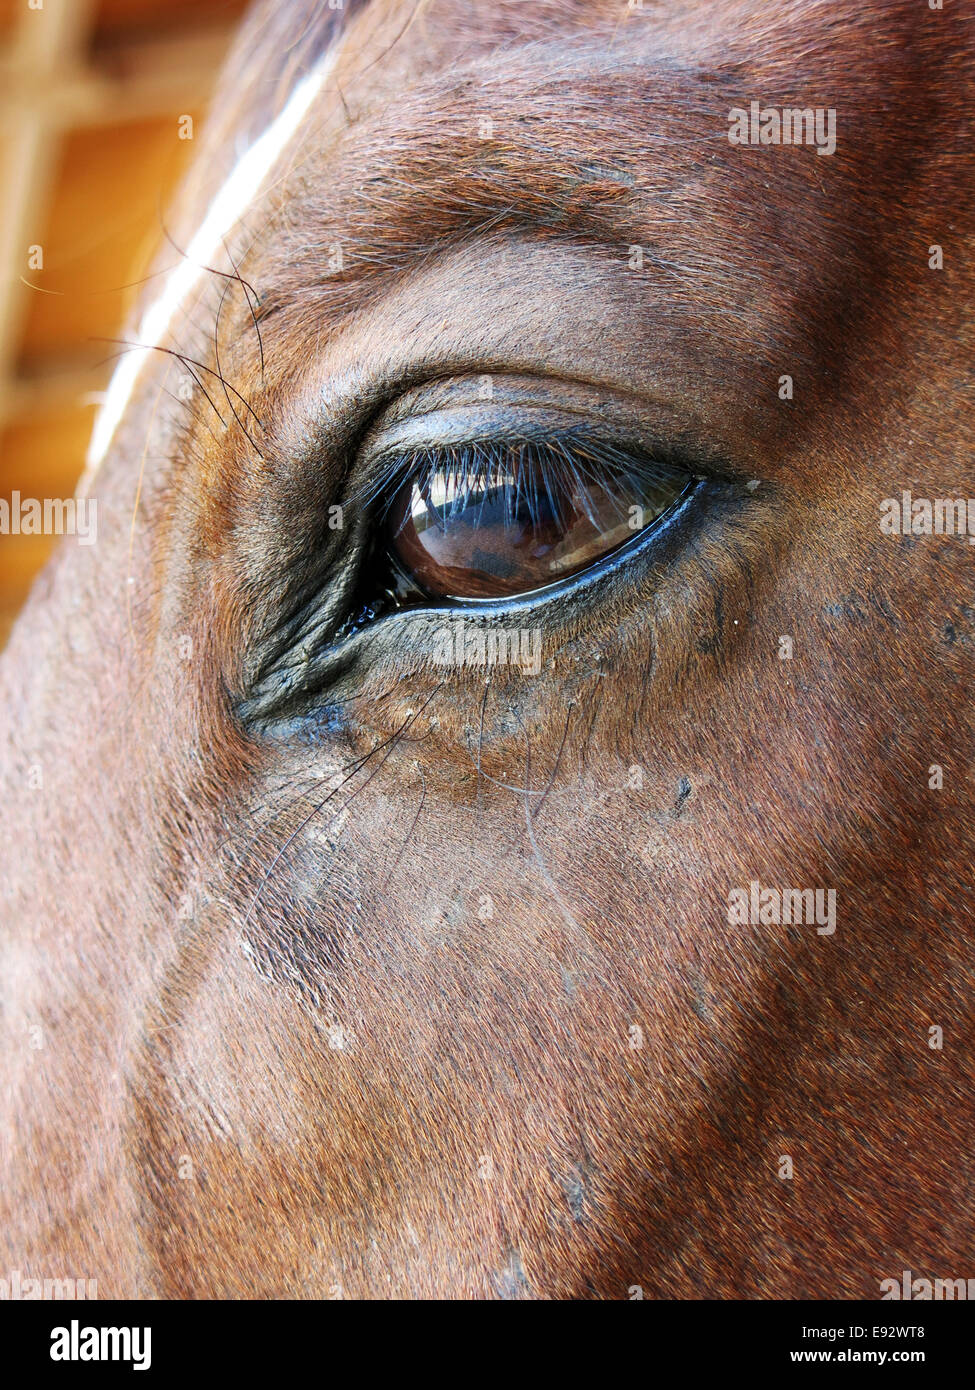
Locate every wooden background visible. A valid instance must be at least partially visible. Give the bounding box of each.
[0,0,249,646]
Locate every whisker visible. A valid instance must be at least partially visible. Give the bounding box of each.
[239,685,443,929]
[97,338,265,434]
[213,281,264,454]
[531,701,574,824]
[379,767,427,892]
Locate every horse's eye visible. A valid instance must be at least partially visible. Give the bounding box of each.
[383,440,692,601]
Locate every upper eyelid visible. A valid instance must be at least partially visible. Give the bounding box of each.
[348,372,720,463]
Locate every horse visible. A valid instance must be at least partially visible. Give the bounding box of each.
[1,0,973,1299]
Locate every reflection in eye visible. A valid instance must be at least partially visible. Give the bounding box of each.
[385,439,693,600]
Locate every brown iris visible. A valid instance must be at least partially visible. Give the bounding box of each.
[388,442,689,600]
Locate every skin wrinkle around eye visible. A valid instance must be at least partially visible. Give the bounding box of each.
[228,236,786,723]
[265,234,770,494]
[356,374,720,475]
[157,39,892,648]
[243,18,896,473]
[191,82,856,727]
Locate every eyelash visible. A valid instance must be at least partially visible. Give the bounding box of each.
[350,430,693,535]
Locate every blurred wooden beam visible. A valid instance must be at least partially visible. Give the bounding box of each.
[0,12,230,427]
[0,0,94,426]
[1,364,108,422]
[0,25,234,129]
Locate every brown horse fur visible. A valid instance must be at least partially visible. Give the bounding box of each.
[1,0,973,1298]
